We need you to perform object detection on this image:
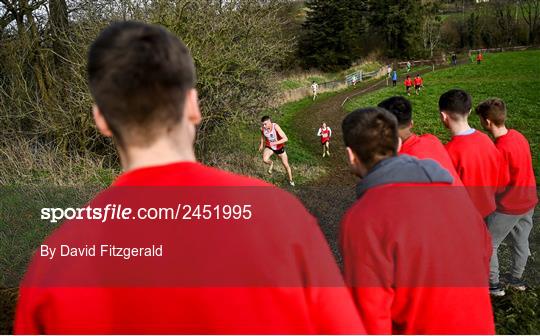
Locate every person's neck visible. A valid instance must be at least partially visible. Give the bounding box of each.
[119,137,196,172]
[449,120,472,136]
[399,128,413,142]
[491,125,509,139]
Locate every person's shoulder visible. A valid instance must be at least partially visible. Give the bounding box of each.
[197,164,271,187]
[473,130,497,146]
[508,129,528,142]
[498,129,529,149]
[342,197,373,227]
[444,136,463,154]
[420,133,444,146]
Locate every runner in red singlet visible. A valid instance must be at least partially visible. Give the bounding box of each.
[317,122,332,157]
[414,74,423,95]
[259,116,294,186]
[404,75,413,96]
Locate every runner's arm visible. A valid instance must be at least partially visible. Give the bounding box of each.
[328,127,332,137]
[273,124,288,145]
[317,128,322,137]
[258,133,265,152]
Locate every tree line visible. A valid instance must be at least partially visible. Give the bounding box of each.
[297,0,540,70]
[0,0,296,167]
[1,0,538,178]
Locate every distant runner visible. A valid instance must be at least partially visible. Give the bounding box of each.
[317,122,332,157]
[414,74,423,95]
[386,65,392,86]
[311,81,319,100]
[259,116,294,186]
[406,61,412,73]
[392,70,398,87]
[452,53,457,66]
[477,52,483,65]
[404,75,413,96]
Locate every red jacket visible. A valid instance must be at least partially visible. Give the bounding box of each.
[445,130,509,217]
[16,162,365,334]
[341,181,494,334]
[404,78,413,87]
[400,133,463,186]
[495,129,538,214]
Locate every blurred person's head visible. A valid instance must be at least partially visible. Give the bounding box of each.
[438,89,472,130]
[378,96,413,141]
[475,98,507,134]
[342,108,399,178]
[88,21,200,169]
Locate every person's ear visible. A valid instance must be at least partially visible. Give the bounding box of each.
[410,120,414,129]
[346,147,358,167]
[439,111,448,123]
[92,105,113,137]
[397,136,403,152]
[183,89,202,126]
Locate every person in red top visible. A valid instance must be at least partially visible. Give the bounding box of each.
[477,52,483,64]
[413,74,423,95]
[378,96,463,186]
[439,89,508,218]
[404,75,413,96]
[15,21,365,334]
[317,122,332,157]
[340,107,494,334]
[476,98,538,296]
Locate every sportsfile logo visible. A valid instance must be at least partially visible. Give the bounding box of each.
[40,204,253,223]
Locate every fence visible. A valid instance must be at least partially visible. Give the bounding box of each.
[345,68,383,85]
[469,46,529,55]
[280,66,388,104]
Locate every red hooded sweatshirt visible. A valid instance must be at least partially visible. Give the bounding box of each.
[341,155,494,334]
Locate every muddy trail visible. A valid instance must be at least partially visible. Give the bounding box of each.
[289,67,444,260]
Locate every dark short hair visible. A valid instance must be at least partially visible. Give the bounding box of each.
[438,89,472,118]
[342,107,398,169]
[261,116,271,122]
[88,21,196,146]
[475,98,507,127]
[378,96,412,127]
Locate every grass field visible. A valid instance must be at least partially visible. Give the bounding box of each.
[345,50,540,334]
[345,50,540,180]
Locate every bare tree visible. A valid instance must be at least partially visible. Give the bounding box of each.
[519,0,540,43]
[422,1,442,58]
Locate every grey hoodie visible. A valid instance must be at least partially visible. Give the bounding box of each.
[356,154,454,198]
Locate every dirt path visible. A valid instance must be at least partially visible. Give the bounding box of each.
[290,67,444,259]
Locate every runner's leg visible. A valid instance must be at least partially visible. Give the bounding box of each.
[278,152,293,183]
[263,147,274,174]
